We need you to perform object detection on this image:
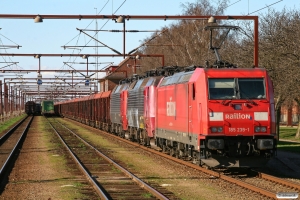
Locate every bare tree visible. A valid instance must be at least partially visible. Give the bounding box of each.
[259,8,300,139]
[138,0,229,71]
[136,1,300,139]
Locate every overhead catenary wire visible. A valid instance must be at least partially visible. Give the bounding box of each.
[76,28,122,55]
[59,0,128,91]
[0,37,22,76]
[60,0,111,76]
[60,0,127,82]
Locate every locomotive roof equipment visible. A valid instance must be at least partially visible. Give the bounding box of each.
[205,25,239,68]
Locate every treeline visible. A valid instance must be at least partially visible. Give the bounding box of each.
[136,0,300,138]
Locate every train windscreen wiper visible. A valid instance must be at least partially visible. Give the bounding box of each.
[238,89,257,105]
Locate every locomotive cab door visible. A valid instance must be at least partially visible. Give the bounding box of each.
[188,82,195,140]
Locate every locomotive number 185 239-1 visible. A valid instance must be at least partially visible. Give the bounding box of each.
[229,127,250,132]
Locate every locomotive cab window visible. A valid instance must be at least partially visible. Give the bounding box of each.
[238,78,266,99]
[160,78,169,86]
[209,79,235,99]
[145,78,154,86]
[133,79,143,89]
[208,78,266,100]
[114,85,122,93]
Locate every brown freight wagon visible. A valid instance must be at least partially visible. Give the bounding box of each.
[55,91,111,132]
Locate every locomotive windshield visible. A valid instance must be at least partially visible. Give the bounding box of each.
[209,79,235,99]
[238,78,265,99]
[208,78,266,100]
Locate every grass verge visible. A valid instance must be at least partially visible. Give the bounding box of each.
[277,127,300,153]
[0,114,27,134]
[279,126,300,141]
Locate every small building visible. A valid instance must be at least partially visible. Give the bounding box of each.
[99,57,141,92]
[280,102,300,126]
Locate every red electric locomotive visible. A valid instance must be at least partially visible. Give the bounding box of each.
[154,66,276,167]
[109,72,163,145]
[55,24,276,168]
[110,80,131,136]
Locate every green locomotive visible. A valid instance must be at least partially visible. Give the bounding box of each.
[41,100,55,115]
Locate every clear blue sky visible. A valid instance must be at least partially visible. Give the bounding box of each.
[0,0,298,80]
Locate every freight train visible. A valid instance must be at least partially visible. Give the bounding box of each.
[26,100,54,116]
[54,66,277,168]
[25,101,41,115]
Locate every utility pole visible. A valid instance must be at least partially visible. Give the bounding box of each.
[94,7,99,93]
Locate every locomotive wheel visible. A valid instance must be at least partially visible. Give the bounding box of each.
[132,128,138,142]
[128,127,133,141]
[199,159,205,167]
[137,129,141,144]
[175,149,181,159]
[170,148,177,157]
[162,145,167,153]
[117,125,123,136]
[104,124,109,132]
[110,124,114,133]
[120,131,125,138]
[144,136,150,147]
[140,130,145,145]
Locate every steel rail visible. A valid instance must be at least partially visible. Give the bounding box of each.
[67,119,278,199]
[111,134,277,198]
[0,116,33,179]
[256,172,300,191]
[46,118,109,200]
[57,120,169,200]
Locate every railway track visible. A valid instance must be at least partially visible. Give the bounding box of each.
[46,117,175,200]
[62,117,300,200]
[0,116,32,186]
[220,168,300,199]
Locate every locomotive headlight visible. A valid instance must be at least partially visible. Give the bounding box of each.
[260,126,267,132]
[207,139,224,150]
[217,127,223,132]
[255,126,267,132]
[255,126,261,132]
[211,127,217,133]
[257,139,273,150]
